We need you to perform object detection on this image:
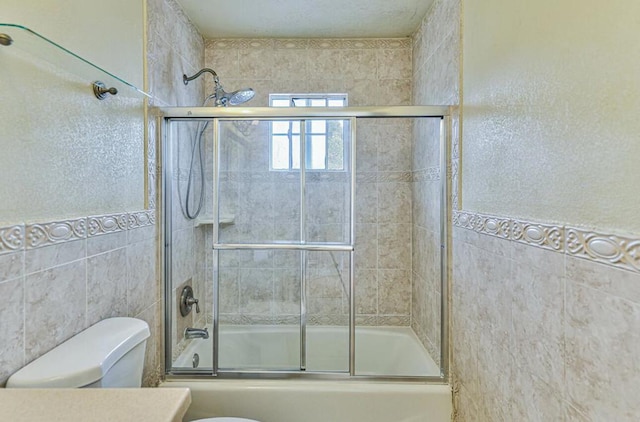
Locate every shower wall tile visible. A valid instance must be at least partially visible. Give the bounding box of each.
[206,37,414,325]
[378,223,411,270]
[0,277,24,386]
[412,0,460,371]
[378,269,411,315]
[239,268,274,314]
[378,182,412,224]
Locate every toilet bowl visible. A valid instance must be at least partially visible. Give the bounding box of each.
[5,317,262,421]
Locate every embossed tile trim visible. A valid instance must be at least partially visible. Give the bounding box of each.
[512,219,564,252]
[0,209,155,253]
[129,210,156,229]
[26,218,87,249]
[87,213,129,237]
[453,210,640,272]
[566,227,640,272]
[209,38,411,50]
[0,225,25,255]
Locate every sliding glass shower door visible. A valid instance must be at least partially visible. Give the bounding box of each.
[163,106,451,381]
[214,118,353,373]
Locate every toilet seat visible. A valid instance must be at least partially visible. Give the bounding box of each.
[194,418,260,422]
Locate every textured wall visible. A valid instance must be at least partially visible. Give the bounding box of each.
[0,2,145,225]
[452,0,640,420]
[0,1,158,387]
[203,38,415,327]
[411,0,460,363]
[146,0,205,367]
[462,0,640,234]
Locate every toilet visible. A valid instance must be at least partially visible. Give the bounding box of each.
[6,317,260,422]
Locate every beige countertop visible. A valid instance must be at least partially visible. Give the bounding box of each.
[0,388,191,422]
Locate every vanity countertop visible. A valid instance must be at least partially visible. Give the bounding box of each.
[0,387,191,422]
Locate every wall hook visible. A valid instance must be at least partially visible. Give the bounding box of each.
[93,81,118,100]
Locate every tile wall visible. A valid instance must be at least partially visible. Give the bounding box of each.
[411,0,640,420]
[452,211,640,421]
[0,212,158,387]
[411,0,460,361]
[202,38,417,326]
[146,0,205,364]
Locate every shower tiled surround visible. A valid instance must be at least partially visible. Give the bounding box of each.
[0,212,158,386]
[201,37,425,327]
[411,0,460,362]
[146,0,205,364]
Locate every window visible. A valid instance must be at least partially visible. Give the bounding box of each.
[269,94,348,171]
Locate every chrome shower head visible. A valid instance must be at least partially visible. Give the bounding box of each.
[217,87,255,106]
[184,67,255,107]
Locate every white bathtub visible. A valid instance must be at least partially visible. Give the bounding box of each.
[173,325,440,376]
[164,326,451,422]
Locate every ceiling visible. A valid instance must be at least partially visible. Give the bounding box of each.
[176,0,434,39]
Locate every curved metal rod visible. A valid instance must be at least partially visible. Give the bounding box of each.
[183,68,219,85]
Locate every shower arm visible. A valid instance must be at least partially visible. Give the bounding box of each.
[183,68,220,86]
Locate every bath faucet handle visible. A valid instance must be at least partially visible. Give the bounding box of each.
[186,296,200,314]
[179,285,201,316]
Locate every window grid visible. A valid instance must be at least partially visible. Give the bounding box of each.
[269,94,347,171]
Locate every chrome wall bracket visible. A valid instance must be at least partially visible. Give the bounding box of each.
[93,81,118,100]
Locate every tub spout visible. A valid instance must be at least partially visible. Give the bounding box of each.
[185,327,209,340]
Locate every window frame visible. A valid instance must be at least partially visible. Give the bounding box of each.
[269,93,349,172]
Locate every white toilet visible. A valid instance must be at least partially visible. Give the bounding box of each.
[6,317,259,422]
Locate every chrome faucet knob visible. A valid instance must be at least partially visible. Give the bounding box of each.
[187,297,200,313]
[180,285,200,316]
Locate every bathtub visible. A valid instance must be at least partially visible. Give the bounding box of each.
[173,325,439,376]
[163,325,451,422]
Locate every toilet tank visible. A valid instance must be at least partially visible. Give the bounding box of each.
[6,317,150,388]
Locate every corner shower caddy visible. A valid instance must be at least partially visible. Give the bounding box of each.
[0,23,150,100]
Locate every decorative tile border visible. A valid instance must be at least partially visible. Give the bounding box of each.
[0,225,24,253]
[209,38,411,51]
[0,210,155,256]
[566,227,640,273]
[88,213,128,237]
[453,210,640,273]
[26,218,87,249]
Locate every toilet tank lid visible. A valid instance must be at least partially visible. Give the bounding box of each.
[6,317,150,388]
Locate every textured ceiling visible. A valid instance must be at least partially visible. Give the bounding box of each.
[176,0,434,38]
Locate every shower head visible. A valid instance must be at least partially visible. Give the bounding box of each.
[217,87,255,106]
[184,67,255,107]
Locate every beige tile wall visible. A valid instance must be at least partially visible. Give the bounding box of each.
[0,214,158,387]
[411,0,460,362]
[452,218,640,421]
[415,0,640,419]
[146,0,205,367]
[203,38,415,326]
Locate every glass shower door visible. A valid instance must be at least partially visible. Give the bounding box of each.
[214,117,354,374]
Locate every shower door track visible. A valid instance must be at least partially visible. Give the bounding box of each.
[160,105,451,383]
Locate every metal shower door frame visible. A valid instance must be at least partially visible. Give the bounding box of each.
[161,105,451,383]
